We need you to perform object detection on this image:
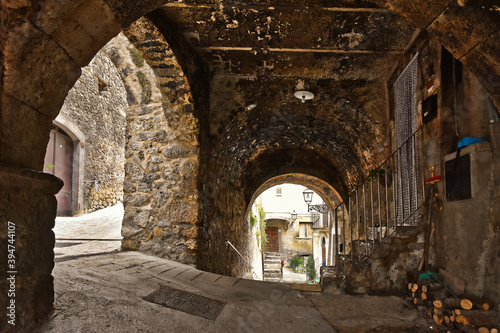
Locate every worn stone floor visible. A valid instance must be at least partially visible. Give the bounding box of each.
[36,204,440,333]
[282,264,308,284]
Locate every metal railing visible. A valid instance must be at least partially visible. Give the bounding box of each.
[331,127,425,280]
[226,240,261,280]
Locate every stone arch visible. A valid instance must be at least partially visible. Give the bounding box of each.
[2,0,499,171]
[2,2,500,330]
[246,174,343,219]
[245,174,344,272]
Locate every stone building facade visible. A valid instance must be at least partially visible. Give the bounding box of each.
[46,49,127,215]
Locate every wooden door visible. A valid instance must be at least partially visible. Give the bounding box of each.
[321,238,326,266]
[44,129,73,216]
[265,227,279,253]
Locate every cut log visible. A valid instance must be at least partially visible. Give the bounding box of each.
[434,313,444,326]
[422,283,443,293]
[470,298,495,311]
[411,283,419,292]
[478,328,490,333]
[439,298,468,309]
[455,311,499,326]
[461,299,473,310]
[434,300,444,308]
[456,315,470,325]
[491,329,498,333]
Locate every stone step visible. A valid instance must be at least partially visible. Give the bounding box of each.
[264,269,281,279]
[264,253,280,259]
[264,277,281,283]
[264,264,281,269]
[264,272,282,279]
[264,259,281,264]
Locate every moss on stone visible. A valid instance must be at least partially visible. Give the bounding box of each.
[130,47,144,67]
[137,71,152,104]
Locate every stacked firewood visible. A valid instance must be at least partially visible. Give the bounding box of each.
[407,280,498,333]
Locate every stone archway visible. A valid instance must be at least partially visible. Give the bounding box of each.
[1,1,500,331]
[245,174,345,275]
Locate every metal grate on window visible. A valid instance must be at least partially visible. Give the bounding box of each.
[393,54,419,225]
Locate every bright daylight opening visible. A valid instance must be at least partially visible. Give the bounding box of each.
[246,183,332,284]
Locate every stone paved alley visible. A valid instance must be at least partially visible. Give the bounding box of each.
[35,204,436,333]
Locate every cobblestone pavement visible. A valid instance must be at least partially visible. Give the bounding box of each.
[36,204,437,333]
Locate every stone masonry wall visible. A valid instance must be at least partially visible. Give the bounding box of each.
[121,101,199,265]
[58,50,127,213]
[111,24,200,265]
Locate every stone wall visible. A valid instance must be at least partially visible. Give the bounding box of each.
[85,178,123,212]
[0,165,62,332]
[121,102,199,264]
[343,226,424,295]
[58,49,127,213]
[372,33,500,305]
[112,24,201,265]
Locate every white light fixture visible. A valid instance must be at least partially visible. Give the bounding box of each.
[294,90,314,103]
[302,189,329,214]
[302,189,314,204]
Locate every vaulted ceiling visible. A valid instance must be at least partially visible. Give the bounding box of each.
[137,1,418,192]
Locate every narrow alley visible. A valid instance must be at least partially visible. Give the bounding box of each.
[37,205,433,333]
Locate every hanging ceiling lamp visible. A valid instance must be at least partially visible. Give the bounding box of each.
[294,90,314,103]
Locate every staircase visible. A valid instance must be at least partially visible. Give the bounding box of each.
[341,225,425,294]
[329,127,427,292]
[263,252,282,283]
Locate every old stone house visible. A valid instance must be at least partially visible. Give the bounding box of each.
[42,33,167,216]
[1,1,500,331]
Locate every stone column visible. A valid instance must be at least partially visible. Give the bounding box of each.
[0,164,62,332]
